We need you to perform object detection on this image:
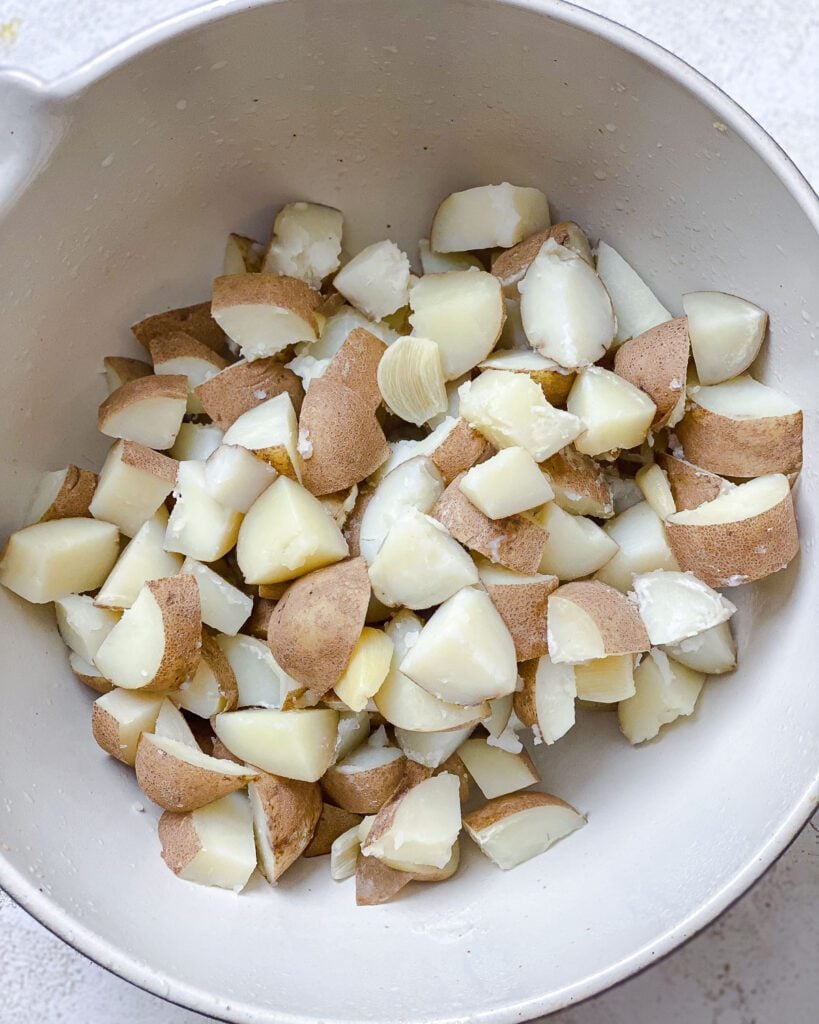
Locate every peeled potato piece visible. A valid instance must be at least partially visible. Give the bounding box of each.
[574,654,635,703]
[236,476,348,585]
[159,791,257,891]
[375,611,490,732]
[98,375,187,450]
[322,733,406,814]
[195,357,304,429]
[548,581,650,664]
[165,460,243,563]
[368,508,478,609]
[459,447,553,520]
[618,649,705,744]
[0,517,119,604]
[394,724,476,767]
[476,558,557,662]
[268,557,370,695]
[613,317,689,428]
[665,474,799,587]
[249,772,322,883]
[94,576,201,691]
[457,738,539,799]
[533,503,619,581]
[432,474,547,575]
[567,366,656,457]
[661,620,736,675]
[676,375,802,478]
[515,656,576,745]
[90,440,177,538]
[211,273,321,359]
[631,569,736,646]
[477,350,576,407]
[149,331,228,414]
[95,508,182,609]
[91,689,165,765]
[519,239,615,368]
[408,270,505,380]
[430,183,549,252]
[103,355,152,393]
[54,595,120,663]
[25,465,97,525]
[418,238,482,274]
[595,241,672,345]
[202,445,278,514]
[334,627,394,712]
[359,455,445,564]
[213,708,340,782]
[459,370,582,462]
[180,558,252,635]
[684,291,767,385]
[263,201,343,288]
[215,633,292,708]
[400,587,518,706]
[222,392,301,481]
[540,447,614,518]
[169,422,225,462]
[333,240,411,320]
[593,501,678,593]
[463,792,585,870]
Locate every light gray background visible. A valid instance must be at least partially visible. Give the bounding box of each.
[1,1,817,1021]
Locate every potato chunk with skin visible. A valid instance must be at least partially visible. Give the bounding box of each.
[459,370,583,462]
[618,649,705,744]
[547,581,649,664]
[684,291,767,385]
[89,440,177,538]
[148,331,228,414]
[430,183,549,252]
[92,689,165,765]
[459,447,554,519]
[567,366,656,456]
[514,656,576,745]
[164,460,243,563]
[195,357,304,429]
[213,708,340,782]
[0,518,119,604]
[249,773,322,882]
[463,792,585,870]
[476,559,557,662]
[222,392,301,481]
[533,502,619,581]
[25,465,98,525]
[98,375,187,450]
[236,476,348,585]
[95,508,182,609]
[203,444,278,513]
[211,274,321,359]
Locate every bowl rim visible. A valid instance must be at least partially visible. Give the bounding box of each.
[1,1,818,1022]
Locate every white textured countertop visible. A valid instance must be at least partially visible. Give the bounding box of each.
[1,2,817,1022]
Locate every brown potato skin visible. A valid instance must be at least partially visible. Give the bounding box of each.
[148,329,228,371]
[135,735,256,811]
[485,577,557,661]
[321,755,407,814]
[144,575,202,692]
[675,406,803,479]
[550,581,650,656]
[321,327,387,412]
[158,810,202,875]
[303,803,362,857]
[195,357,304,427]
[657,452,727,511]
[132,302,227,356]
[267,557,371,695]
[614,317,689,428]
[540,448,613,518]
[430,420,488,484]
[251,772,322,882]
[355,852,411,905]
[36,465,98,522]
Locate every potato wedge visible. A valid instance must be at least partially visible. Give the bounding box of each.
[567,366,656,456]
[574,654,635,703]
[593,501,678,593]
[26,465,97,525]
[533,502,618,581]
[174,632,239,718]
[613,317,689,427]
[69,652,113,694]
[169,422,224,462]
[224,232,263,274]
[103,355,152,392]
[463,792,585,870]
[459,447,554,519]
[635,463,676,521]
[418,238,482,274]
[202,445,278,514]
[180,558,252,635]
[214,633,292,709]
[359,455,445,564]
[321,734,406,814]
[393,724,477,768]
[661,620,736,675]
[95,508,182,609]
[457,738,539,799]
[322,327,387,413]
[211,273,321,358]
[98,374,187,450]
[491,221,591,296]
[684,291,767,385]
[222,392,301,481]
[132,301,226,356]
[334,627,394,712]
[333,240,411,320]
[91,689,165,765]
[547,581,650,663]
[249,771,322,882]
[430,183,549,252]
[148,331,228,414]
[213,708,339,782]
[54,595,120,663]
[164,460,243,563]
[89,440,177,537]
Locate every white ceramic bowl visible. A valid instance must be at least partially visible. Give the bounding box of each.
[1,2,817,1021]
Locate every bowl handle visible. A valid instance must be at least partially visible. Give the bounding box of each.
[0,69,66,213]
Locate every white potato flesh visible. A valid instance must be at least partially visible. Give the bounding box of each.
[465,801,585,870]
[263,202,344,288]
[631,570,736,646]
[376,334,448,426]
[375,611,489,732]
[568,367,656,456]
[533,503,618,581]
[595,241,672,345]
[361,773,462,868]
[494,297,530,351]
[684,291,767,385]
[430,183,549,252]
[459,447,554,519]
[54,595,120,663]
[169,422,224,462]
[529,655,577,744]
[334,627,394,712]
[459,370,582,462]
[171,792,257,891]
[215,633,291,708]
[358,817,460,876]
[153,697,199,746]
[458,738,539,799]
[90,441,176,537]
[0,518,120,604]
[95,509,182,609]
[69,652,108,687]
[164,460,243,563]
[594,502,678,593]
[359,456,444,564]
[418,238,482,274]
[212,301,316,360]
[333,709,371,763]
[145,734,254,780]
[618,649,705,744]
[154,355,222,415]
[408,270,505,380]
[236,476,348,584]
[180,558,252,635]
[333,240,411,320]
[369,416,461,484]
[394,724,475,767]
[100,393,187,451]
[330,824,362,880]
[690,374,800,418]
[400,587,518,705]
[222,393,300,481]
[175,655,231,718]
[213,708,339,782]
[487,713,524,754]
[302,305,398,364]
[519,239,616,368]
[574,654,635,703]
[93,689,164,764]
[94,584,166,689]
[368,508,478,609]
[661,620,736,675]
[484,693,514,739]
[203,445,278,513]
[666,474,789,526]
[223,233,262,275]
[478,349,572,377]
[547,597,606,664]
[333,734,403,775]
[25,468,71,525]
[635,463,675,520]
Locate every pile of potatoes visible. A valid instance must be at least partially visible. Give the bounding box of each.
[0,183,801,904]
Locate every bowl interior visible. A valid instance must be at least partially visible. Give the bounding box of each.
[1,2,818,1022]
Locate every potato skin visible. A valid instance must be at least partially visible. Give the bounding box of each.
[251,772,322,881]
[303,803,362,857]
[195,358,304,427]
[675,405,803,479]
[657,452,727,511]
[321,755,407,814]
[613,316,689,428]
[135,735,256,811]
[485,577,557,661]
[132,301,227,356]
